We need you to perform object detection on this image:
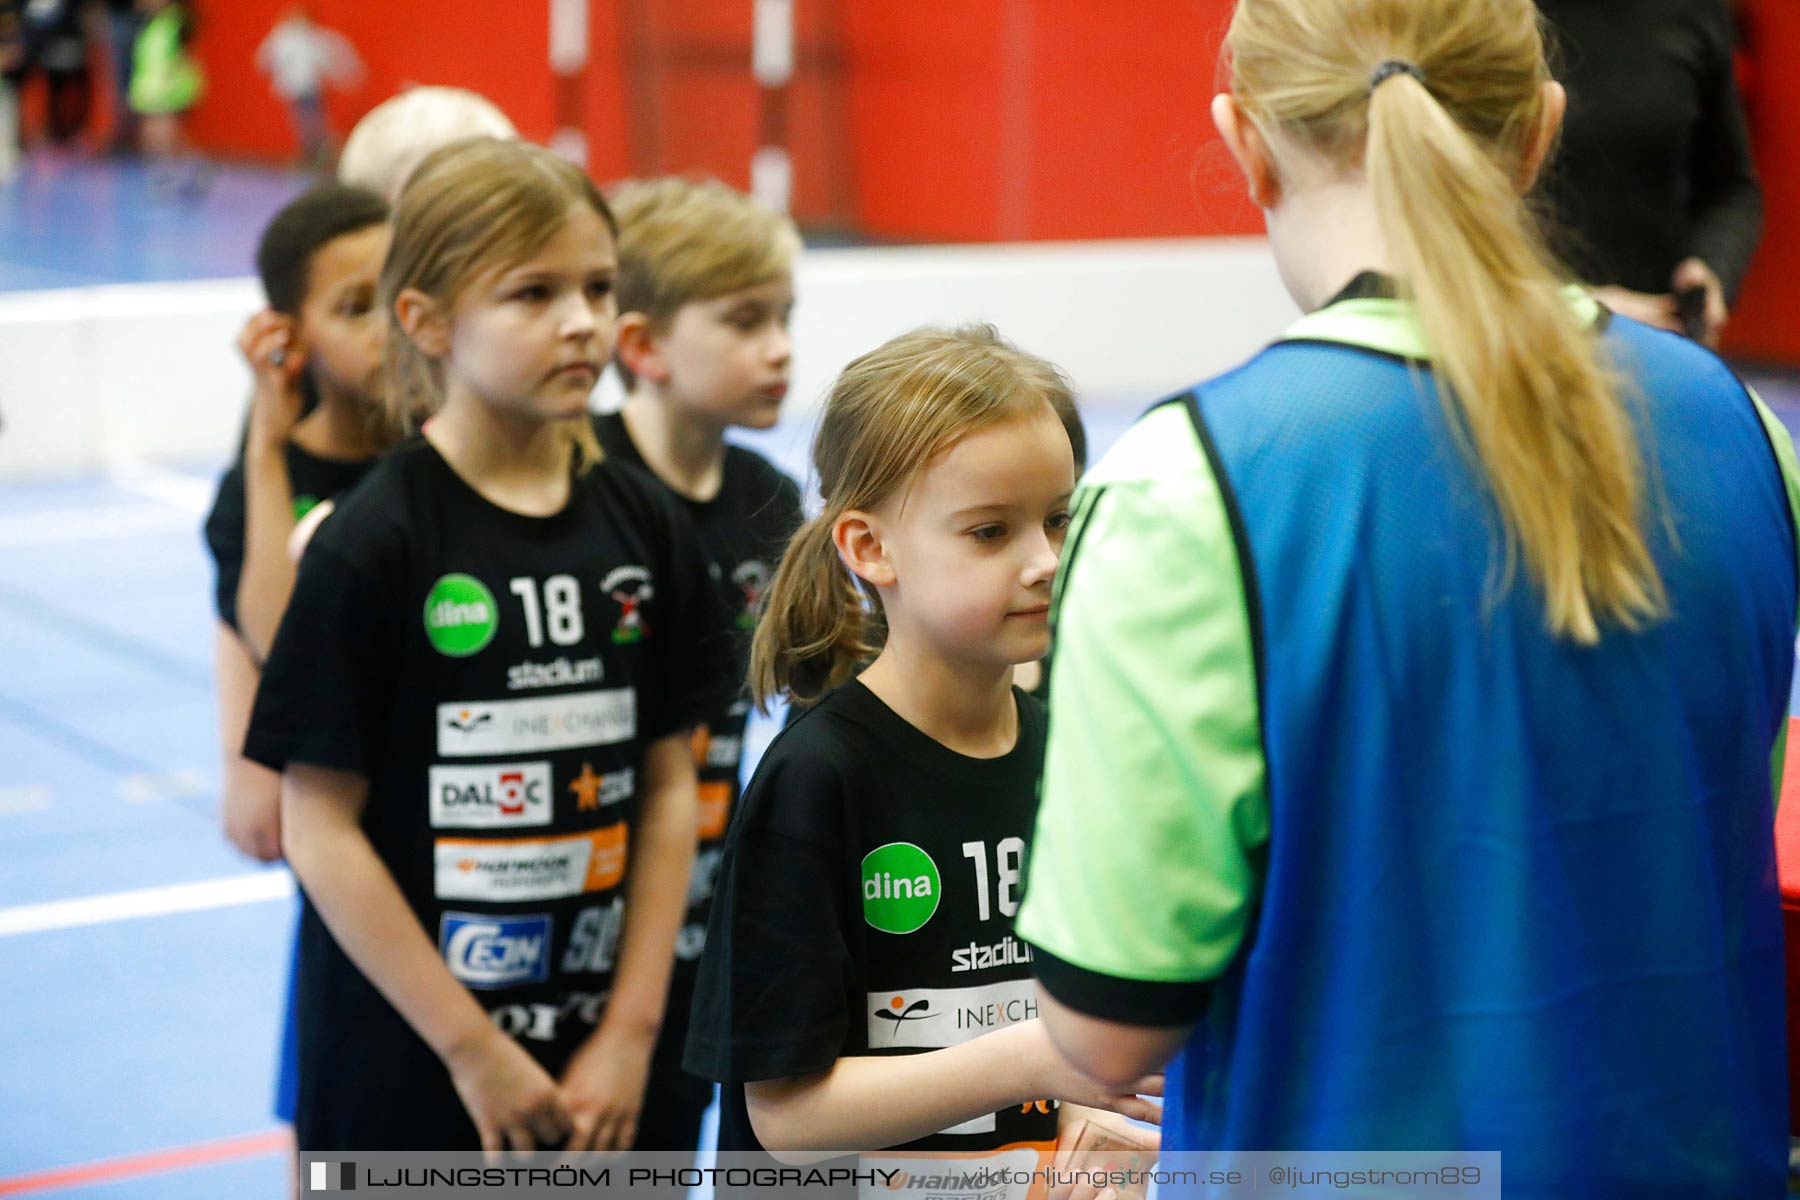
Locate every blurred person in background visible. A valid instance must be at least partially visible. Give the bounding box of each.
[256,6,364,172]
[102,0,141,153]
[2,0,93,147]
[1536,0,1761,347]
[0,0,20,180]
[129,0,204,198]
[335,84,515,202]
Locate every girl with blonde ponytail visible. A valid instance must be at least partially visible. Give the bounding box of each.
[689,325,1163,1163]
[749,325,1075,709]
[1020,1,1800,1194]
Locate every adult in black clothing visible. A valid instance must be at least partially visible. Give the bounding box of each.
[3,0,92,145]
[103,0,143,152]
[1536,0,1761,346]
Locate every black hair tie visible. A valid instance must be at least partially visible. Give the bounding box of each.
[1368,59,1425,93]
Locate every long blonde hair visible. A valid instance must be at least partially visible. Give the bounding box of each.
[1226,0,1665,643]
[749,324,1074,709]
[380,137,615,468]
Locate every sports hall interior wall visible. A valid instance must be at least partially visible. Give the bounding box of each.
[4,1,1795,480]
[0,240,1294,480]
[157,0,1800,363]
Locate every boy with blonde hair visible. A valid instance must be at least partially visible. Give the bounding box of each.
[596,176,803,1155]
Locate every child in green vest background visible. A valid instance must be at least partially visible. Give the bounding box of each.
[130,0,205,198]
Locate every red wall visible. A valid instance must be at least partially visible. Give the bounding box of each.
[1017,2,1253,239]
[1719,0,1798,364]
[839,1,1252,241]
[186,1,558,161]
[181,1,1253,237]
[166,1,1800,362]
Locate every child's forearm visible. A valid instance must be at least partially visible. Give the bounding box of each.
[237,442,300,662]
[281,763,496,1062]
[215,622,282,861]
[594,733,698,1038]
[746,1020,1051,1160]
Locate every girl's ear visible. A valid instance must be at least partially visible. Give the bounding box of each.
[614,312,669,388]
[1514,80,1566,194]
[1212,92,1282,209]
[834,510,895,589]
[394,288,451,358]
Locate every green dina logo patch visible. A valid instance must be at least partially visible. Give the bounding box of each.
[423,574,498,657]
[861,842,940,934]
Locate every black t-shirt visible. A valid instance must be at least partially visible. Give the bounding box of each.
[201,441,374,633]
[592,412,803,1010]
[1537,0,1762,301]
[243,436,731,1150]
[685,680,1058,1163]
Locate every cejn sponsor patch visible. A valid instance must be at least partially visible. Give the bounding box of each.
[439,911,551,989]
[866,978,1039,1049]
[429,762,552,829]
[437,689,636,756]
[435,827,628,901]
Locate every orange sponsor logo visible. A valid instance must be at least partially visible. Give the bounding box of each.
[569,762,603,811]
[436,828,627,895]
[697,781,731,839]
[585,823,628,891]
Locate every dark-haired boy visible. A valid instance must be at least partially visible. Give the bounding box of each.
[201,184,390,1163]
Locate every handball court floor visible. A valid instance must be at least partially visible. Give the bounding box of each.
[1,151,1797,1198]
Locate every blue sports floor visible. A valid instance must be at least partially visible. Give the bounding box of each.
[0,462,298,1196]
[0,150,309,292]
[3,148,1799,1197]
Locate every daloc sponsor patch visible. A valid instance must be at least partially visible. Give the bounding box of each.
[429,762,553,829]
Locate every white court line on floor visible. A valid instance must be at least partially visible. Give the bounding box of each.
[120,768,210,804]
[0,870,293,937]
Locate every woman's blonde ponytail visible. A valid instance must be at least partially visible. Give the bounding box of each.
[1227,0,1667,643]
[1367,73,1666,642]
